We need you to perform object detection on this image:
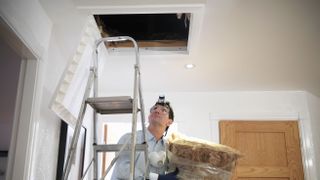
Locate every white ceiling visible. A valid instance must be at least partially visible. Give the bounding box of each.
[39,0,320,97]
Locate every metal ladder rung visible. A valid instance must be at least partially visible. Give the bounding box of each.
[94,144,147,152]
[86,96,137,114]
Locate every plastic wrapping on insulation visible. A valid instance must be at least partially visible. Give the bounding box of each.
[167,133,242,180]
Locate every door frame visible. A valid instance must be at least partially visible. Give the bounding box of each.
[1,16,40,180]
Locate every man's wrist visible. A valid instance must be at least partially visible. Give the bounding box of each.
[149,172,159,180]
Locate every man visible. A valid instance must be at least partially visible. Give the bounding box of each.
[111,96,178,180]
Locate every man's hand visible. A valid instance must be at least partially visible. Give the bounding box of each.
[158,168,179,180]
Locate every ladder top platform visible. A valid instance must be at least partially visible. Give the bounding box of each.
[86,96,134,114]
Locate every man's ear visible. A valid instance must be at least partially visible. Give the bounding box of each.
[167,118,173,126]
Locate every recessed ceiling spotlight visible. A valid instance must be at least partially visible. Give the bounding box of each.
[185,63,195,69]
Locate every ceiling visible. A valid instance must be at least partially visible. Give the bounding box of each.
[39,0,320,97]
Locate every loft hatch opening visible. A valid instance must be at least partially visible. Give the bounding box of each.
[94,13,190,53]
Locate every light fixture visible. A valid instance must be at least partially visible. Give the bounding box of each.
[184,63,195,69]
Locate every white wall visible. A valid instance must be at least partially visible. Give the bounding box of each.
[140,92,307,139]
[31,11,91,180]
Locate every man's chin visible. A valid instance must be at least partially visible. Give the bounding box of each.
[150,118,163,124]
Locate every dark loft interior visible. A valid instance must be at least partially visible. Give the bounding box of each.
[94,13,190,48]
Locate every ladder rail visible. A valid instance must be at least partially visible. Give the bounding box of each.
[138,73,150,180]
[129,64,139,180]
[81,158,94,180]
[93,44,99,180]
[62,70,95,180]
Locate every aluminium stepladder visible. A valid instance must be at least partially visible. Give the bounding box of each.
[62,36,149,180]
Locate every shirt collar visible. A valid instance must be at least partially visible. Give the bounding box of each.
[146,129,164,143]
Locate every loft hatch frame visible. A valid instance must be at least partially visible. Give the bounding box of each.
[75,1,206,55]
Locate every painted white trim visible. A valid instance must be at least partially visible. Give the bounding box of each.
[6,59,26,180]
[10,59,39,180]
[24,59,42,180]
[106,46,189,56]
[210,112,313,180]
[6,58,39,180]
[297,115,315,180]
[49,16,101,127]
[1,13,40,180]
[0,11,42,59]
[75,0,206,11]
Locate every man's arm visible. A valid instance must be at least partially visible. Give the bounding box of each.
[111,134,131,179]
[149,168,179,180]
[111,133,145,180]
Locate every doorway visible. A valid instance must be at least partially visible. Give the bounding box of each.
[0,35,21,180]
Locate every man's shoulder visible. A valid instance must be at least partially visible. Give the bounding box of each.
[119,130,144,140]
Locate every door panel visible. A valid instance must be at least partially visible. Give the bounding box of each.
[236,132,287,166]
[219,121,304,180]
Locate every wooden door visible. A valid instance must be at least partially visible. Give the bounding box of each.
[219,121,304,180]
[102,124,108,177]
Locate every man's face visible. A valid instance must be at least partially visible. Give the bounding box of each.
[148,105,172,127]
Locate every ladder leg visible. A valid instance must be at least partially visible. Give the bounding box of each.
[93,147,98,180]
[138,75,149,180]
[62,71,94,180]
[129,65,139,180]
[93,111,98,180]
[62,103,88,180]
[81,157,94,180]
[93,38,99,180]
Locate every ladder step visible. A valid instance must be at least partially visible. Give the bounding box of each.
[94,144,147,152]
[86,96,136,114]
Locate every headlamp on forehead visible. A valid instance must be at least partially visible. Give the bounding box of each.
[158,95,165,103]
